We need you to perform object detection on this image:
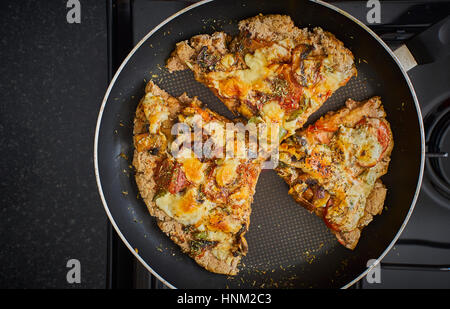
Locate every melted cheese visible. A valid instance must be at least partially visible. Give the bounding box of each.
[175,148,205,184]
[220,54,236,69]
[134,133,152,152]
[182,114,202,128]
[208,230,234,261]
[155,188,214,226]
[182,157,205,183]
[215,159,239,187]
[284,118,299,135]
[321,57,350,92]
[207,211,242,234]
[229,186,250,207]
[337,125,383,167]
[325,171,376,231]
[303,144,333,180]
[142,94,169,134]
[262,101,285,123]
[208,41,351,109]
[208,40,293,100]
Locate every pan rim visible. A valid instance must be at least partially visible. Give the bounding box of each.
[94,0,425,289]
[312,0,425,289]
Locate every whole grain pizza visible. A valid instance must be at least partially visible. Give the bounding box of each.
[167,14,357,140]
[276,97,394,249]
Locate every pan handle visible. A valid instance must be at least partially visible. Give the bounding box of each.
[394,15,450,71]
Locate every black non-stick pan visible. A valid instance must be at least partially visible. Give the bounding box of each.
[95,0,429,288]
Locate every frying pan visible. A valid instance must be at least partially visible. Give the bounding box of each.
[95,0,428,288]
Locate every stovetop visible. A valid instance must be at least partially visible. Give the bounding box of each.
[107,0,450,289]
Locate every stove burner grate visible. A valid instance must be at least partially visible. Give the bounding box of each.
[423,98,450,208]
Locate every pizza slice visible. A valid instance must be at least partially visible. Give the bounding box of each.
[132,81,262,275]
[167,14,357,140]
[275,97,394,249]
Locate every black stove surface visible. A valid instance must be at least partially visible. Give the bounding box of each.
[108,0,450,289]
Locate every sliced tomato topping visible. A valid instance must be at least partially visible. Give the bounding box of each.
[315,130,331,145]
[219,78,242,99]
[154,159,172,189]
[306,123,334,145]
[280,95,300,112]
[377,120,390,156]
[167,162,189,194]
[357,117,391,160]
[313,118,339,133]
[277,68,303,112]
[155,160,190,194]
[323,198,341,232]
